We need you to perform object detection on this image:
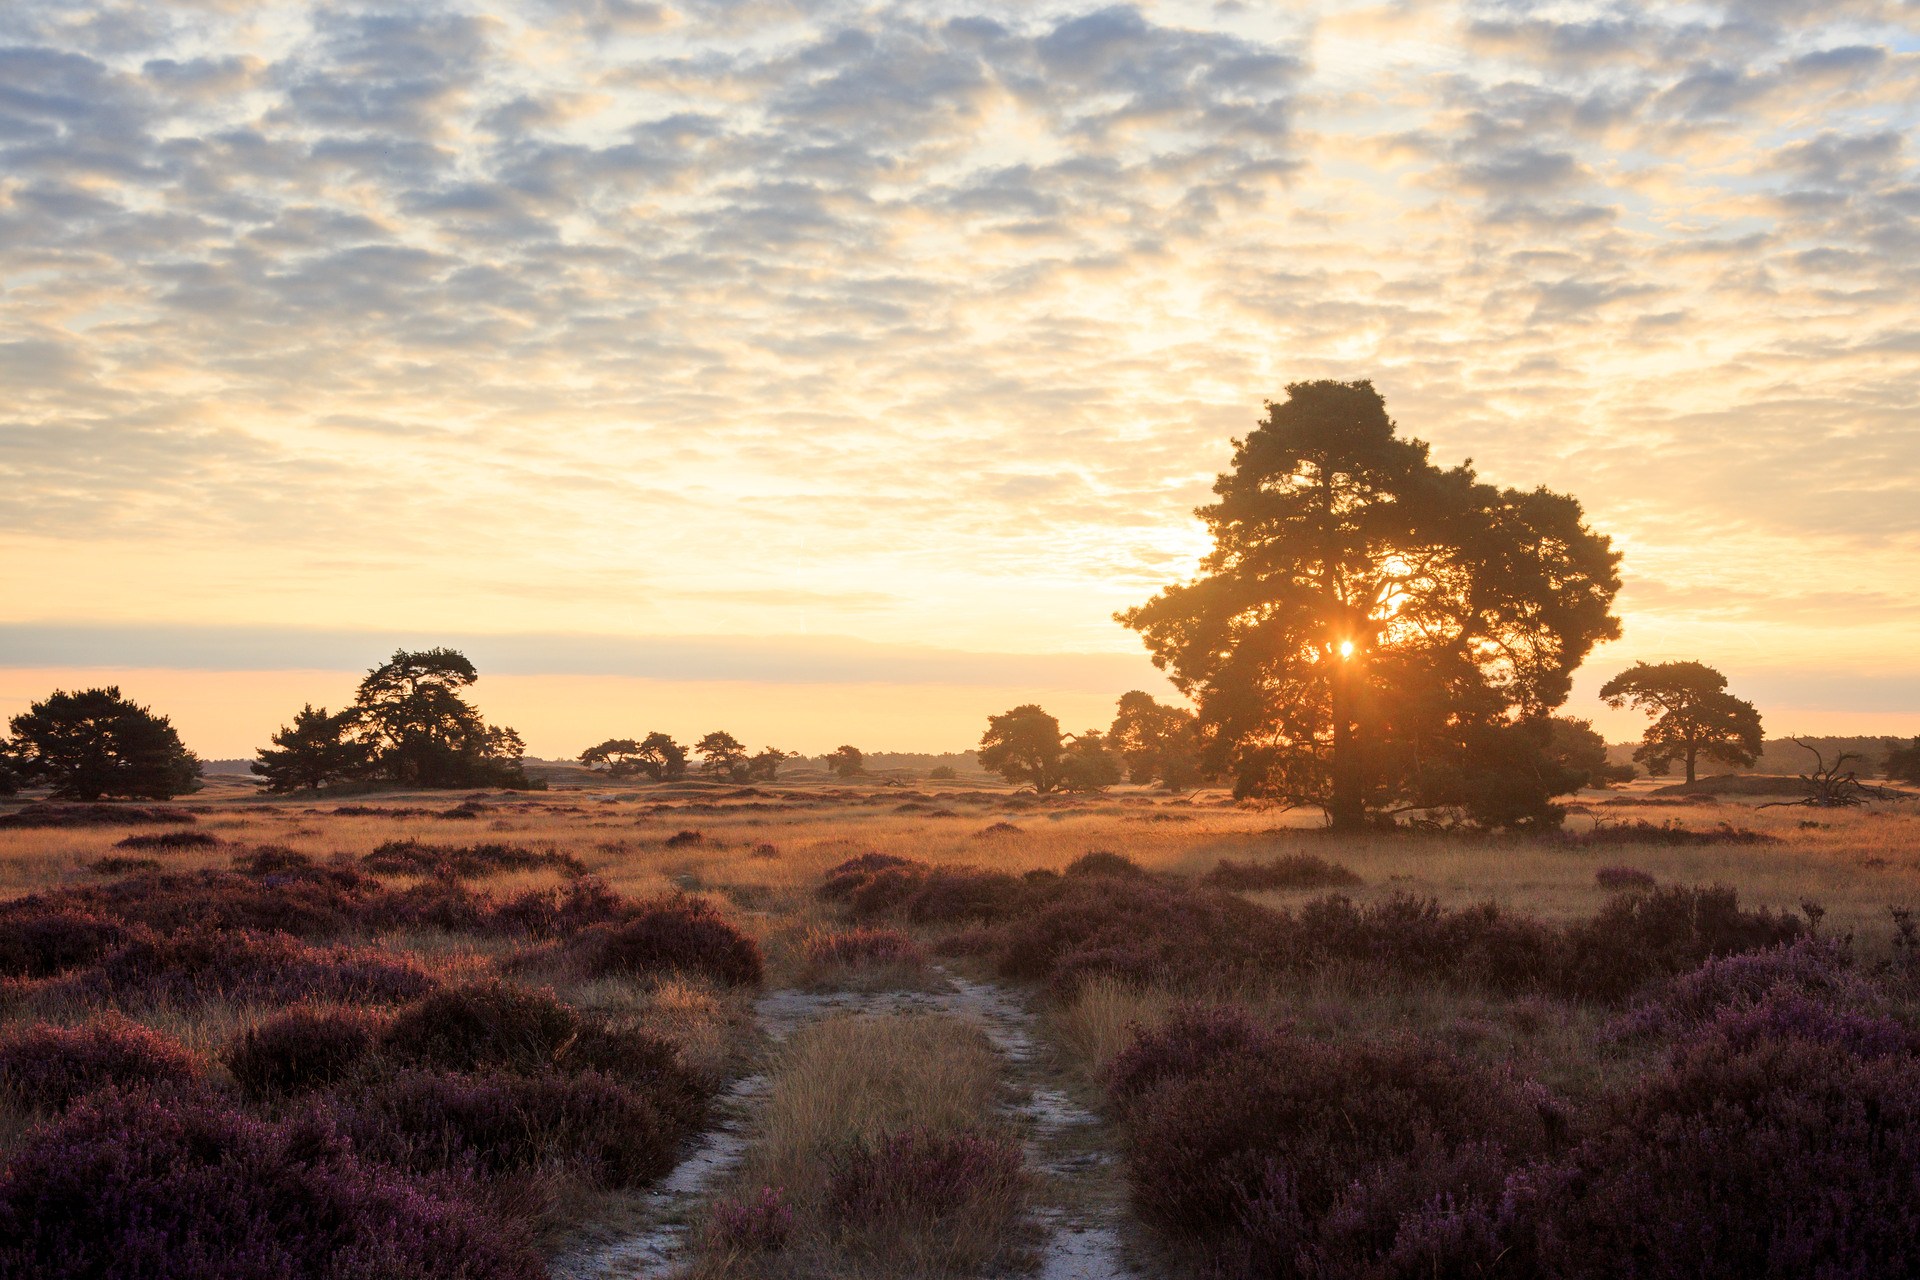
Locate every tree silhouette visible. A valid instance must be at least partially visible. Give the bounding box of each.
[1887,737,1920,787]
[1108,691,1204,788]
[579,738,644,778]
[1599,661,1762,785]
[637,732,690,782]
[8,687,202,800]
[349,649,530,789]
[1058,730,1123,793]
[696,731,749,781]
[252,705,369,793]
[1545,716,1636,788]
[827,745,864,779]
[746,747,790,782]
[1119,381,1621,830]
[979,705,1068,794]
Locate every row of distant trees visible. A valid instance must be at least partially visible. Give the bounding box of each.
[576,732,790,783]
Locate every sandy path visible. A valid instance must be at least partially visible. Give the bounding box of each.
[550,967,1139,1280]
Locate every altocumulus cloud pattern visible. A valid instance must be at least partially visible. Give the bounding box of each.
[2,0,1919,671]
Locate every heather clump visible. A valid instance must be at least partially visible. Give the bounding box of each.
[0,1017,200,1111]
[897,866,1029,924]
[561,895,763,987]
[339,1068,684,1189]
[0,803,197,829]
[1065,850,1148,879]
[1568,818,1780,847]
[1594,865,1656,891]
[1560,884,1803,1003]
[114,831,219,851]
[1202,853,1362,891]
[1105,1003,1281,1111]
[222,1008,380,1097]
[706,1186,795,1253]
[1606,937,1888,1042]
[87,856,162,875]
[0,910,129,978]
[70,928,438,1008]
[806,928,926,969]
[0,1091,542,1280]
[825,1126,1026,1225]
[362,840,586,879]
[817,853,926,905]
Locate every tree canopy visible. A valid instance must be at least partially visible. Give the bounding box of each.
[580,733,690,781]
[1545,716,1636,788]
[1057,730,1123,793]
[827,745,864,779]
[979,705,1069,794]
[8,687,203,800]
[252,705,369,793]
[1887,737,1920,787]
[696,731,749,781]
[350,648,531,789]
[1108,691,1204,789]
[1119,380,1621,830]
[1600,661,1762,785]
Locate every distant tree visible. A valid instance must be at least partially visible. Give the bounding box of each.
[635,732,689,782]
[928,765,957,781]
[1545,716,1636,788]
[1058,730,1124,793]
[251,705,370,793]
[1119,381,1620,831]
[746,747,790,782]
[1599,661,1763,785]
[1108,691,1204,789]
[349,648,531,789]
[696,731,749,782]
[0,739,18,796]
[827,745,864,780]
[8,687,203,800]
[580,738,644,778]
[1886,737,1920,787]
[979,705,1068,794]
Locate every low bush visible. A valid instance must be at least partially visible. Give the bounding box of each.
[0,869,371,939]
[806,928,926,969]
[749,843,781,859]
[0,910,129,978]
[1065,851,1148,879]
[706,1186,795,1253]
[817,853,922,903]
[1105,1004,1281,1112]
[1201,854,1362,892]
[1560,884,1803,1003]
[222,1008,379,1097]
[0,803,196,829]
[0,1018,200,1111]
[570,896,763,987]
[1570,819,1780,847]
[664,829,704,847]
[0,1091,542,1279]
[231,845,314,875]
[362,841,586,879]
[73,928,438,1008]
[825,1126,1025,1225]
[973,822,1023,838]
[1594,865,1656,891]
[339,1068,683,1189]
[114,832,219,851]
[899,867,1029,925]
[87,856,162,875]
[481,878,633,940]
[1607,937,1888,1042]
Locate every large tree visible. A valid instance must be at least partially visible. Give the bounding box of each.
[1119,381,1621,830]
[579,738,644,778]
[252,705,370,793]
[1599,660,1762,785]
[1058,730,1123,793]
[8,687,203,800]
[827,745,864,779]
[349,649,530,789]
[1545,716,1637,788]
[696,731,749,782]
[1108,691,1204,789]
[979,705,1068,794]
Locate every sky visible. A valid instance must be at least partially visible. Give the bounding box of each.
[3,0,1919,758]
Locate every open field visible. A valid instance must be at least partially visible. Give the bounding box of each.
[2,776,1919,1278]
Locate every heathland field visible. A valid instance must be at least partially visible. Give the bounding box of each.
[2,777,1919,1278]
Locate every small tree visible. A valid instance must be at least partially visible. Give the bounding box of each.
[1599,661,1763,785]
[636,732,690,782]
[348,648,531,789]
[252,705,369,793]
[1545,716,1635,788]
[979,705,1067,794]
[746,747,790,782]
[827,745,864,779]
[1886,737,1920,787]
[8,687,202,800]
[580,738,646,778]
[697,731,749,782]
[1058,730,1123,793]
[1108,691,1204,788]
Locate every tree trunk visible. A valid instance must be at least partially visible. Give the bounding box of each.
[1329,661,1365,829]
[1685,739,1698,785]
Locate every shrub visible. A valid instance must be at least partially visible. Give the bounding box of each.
[0,910,129,978]
[1570,819,1780,847]
[806,928,926,968]
[0,1091,542,1279]
[817,853,922,903]
[0,803,196,829]
[1594,865,1656,891]
[750,843,781,859]
[87,856,162,875]
[382,982,583,1076]
[901,867,1029,924]
[1066,850,1148,879]
[362,841,586,879]
[222,1009,378,1097]
[231,845,313,875]
[706,1187,795,1253]
[481,878,632,940]
[75,928,438,1008]
[0,869,367,939]
[575,896,763,987]
[1201,854,1362,891]
[825,1126,1026,1224]
[339,1068,683,1189]
[1105,1004,1280,1111]
[0,1017,200,1111]
[1560,884,1803,1003]
[1607,937,1888,1042]
[973,822,1023,838]
[114,831,219,851]
[664,829,704,847]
